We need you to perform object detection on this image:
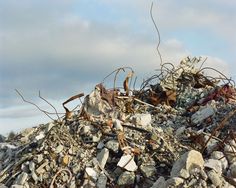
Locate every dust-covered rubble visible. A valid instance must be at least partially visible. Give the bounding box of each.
[1,57,236,187]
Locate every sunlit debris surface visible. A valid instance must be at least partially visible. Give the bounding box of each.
[1,57,236,187]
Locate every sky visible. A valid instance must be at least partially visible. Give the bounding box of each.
[0,0,236,135]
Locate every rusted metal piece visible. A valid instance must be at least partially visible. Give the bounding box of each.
[199,84,236,106]
[201,109,236,153]
[63,93,84,120]
[117,131,131,154]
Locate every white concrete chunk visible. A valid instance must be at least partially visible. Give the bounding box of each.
[117,154,137,172]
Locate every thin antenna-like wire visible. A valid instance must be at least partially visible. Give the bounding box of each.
[15,89,55,121]
[39,91,61,122]
[150,1,163,65]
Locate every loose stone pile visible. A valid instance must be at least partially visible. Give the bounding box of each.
[1,57,236,187]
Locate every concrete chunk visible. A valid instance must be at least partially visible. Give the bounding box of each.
[97,148,109,169]
[171,150,204,178]
[117,154,137,172]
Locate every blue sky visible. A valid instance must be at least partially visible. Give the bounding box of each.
[0,0,236,135]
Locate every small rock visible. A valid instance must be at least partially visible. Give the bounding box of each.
[45,122,54,132]
[0,184,7,188]
[207,170,222,187]
[229,162,236,178]
[55,144,64,153]
[97,148,109,169]
[81,125,91,135]
[117,171,135,186]
[35,154,43,164]
[140,164,157,178]
[62,155,70,166]
[204,159,222,174]
[211,151,228,171]
[166,177,184,187]
[191,105,215,124]
[112,167,123,179]
[96,173,107,188]
[105,140,119,153]
[11,185,24,188]
[0,135,5,143]
[204,135,219,154]
[83,85,112,116]
[36,160,49,174]
[29,161,35,172]
[132,113,152,128]
[175,126,186,137]
[31,171,39,183]
[199,168,208,180]
[117,154,138,172]
[224,142,236,164]
[171,150,204,178]
[85,167,98,181]
[15,172,28,185]
[151,176,167,188]
[113,119,123,131]
[92,135,101,143]
[97,141,105,149]
[68,177,76,188]
[35,132,45,141]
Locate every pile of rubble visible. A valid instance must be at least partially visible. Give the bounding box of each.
[1,57,236,187]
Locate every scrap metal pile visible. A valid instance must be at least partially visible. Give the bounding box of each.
[1,57,236,188]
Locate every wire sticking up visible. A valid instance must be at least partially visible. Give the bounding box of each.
[150,1,163,65]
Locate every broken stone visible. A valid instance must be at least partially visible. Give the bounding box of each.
[11,185,24,188]
[171,150,204,178]
[113,119,123,131]
[0,184,7,188]
[55,144,64,153]
[175,126,186,137]
[131,113,152,128]
[191,105,215,124]
[207,170,222,187]
[83,85,112,116]
[151,176,167,188]
[62,155,70,165]
[20,128,34,141]
[117,154,138,172]
[68,177,76,188]
[35,132,45,141]
[140,164,157,178]
[31,171,39,183]
[36,160,49,174]
[204,135,219,154]
[204,159,222,174]
[45,122,54,132]
[80,125,91,135]
[28,161,35,172]
[85,167,98,181]
[97,148,109,169]
[92,135,101,143]
[229,162,236,178]
[105,140,119,153]
[211,151,228,172]
[15,172,28,185]
[224,142,236,164]
[117,171,135,186]
[34,154,43,164]
[97,141,105,149]
[166,177,184,187]
[199,168,208,180]
[96,173,107,188]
